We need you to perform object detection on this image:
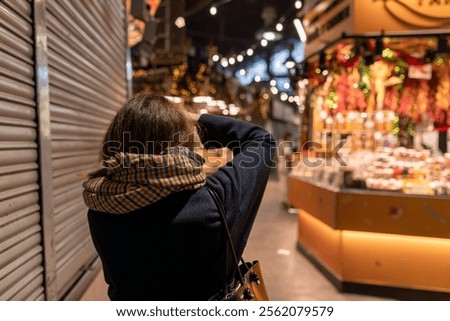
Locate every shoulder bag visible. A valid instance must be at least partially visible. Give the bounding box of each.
[206,185,269,301]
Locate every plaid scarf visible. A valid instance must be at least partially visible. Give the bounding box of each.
[82,147,206,214]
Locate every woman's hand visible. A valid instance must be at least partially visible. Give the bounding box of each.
[183,110,200,124]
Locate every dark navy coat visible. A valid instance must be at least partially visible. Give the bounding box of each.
[87,114,276,300]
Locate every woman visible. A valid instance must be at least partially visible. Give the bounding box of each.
[82,94,276,300]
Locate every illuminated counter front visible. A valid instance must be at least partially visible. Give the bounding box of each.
[288,176,450,299]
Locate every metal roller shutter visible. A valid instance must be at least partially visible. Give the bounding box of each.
[45,0,128,299]
[0,0,45,300]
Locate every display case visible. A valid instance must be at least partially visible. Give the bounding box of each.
[288,150,450,299]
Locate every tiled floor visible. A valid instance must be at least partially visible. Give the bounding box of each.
[243,167,389,301]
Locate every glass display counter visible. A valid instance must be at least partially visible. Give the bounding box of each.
[288,151,450,299]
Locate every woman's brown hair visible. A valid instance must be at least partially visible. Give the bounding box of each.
[89,94,195,177]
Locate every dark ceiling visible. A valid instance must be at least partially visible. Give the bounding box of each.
[185,0,297,56]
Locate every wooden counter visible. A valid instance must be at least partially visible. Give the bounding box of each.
[288,175,450,299]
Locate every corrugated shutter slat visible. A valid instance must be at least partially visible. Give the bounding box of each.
[45,0,127,299]
[0,0,44,300]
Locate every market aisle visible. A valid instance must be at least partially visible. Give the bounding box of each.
[243,166,389,301]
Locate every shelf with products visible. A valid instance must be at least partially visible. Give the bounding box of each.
[291,146,450,196]
[312,109,397,153]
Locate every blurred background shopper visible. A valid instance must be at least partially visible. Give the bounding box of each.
[82,94,276,300]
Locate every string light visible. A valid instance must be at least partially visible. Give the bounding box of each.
[208,0,305,88]
[220,58,228,67]
[174,16,185,28]
[276,23,283,32]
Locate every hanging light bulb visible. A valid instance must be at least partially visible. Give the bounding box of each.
[174,16,185,28]
[210,6,217,15]
[295,1,303,10]
[247,48,254,56]
[261,39,268,47]
[237,54,244,62]
[212,54,220,62]
[276,23,283,32]
[220,58,228,68]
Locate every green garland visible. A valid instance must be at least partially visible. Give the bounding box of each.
[381,48,407,92]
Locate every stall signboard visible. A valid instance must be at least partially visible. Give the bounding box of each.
[303,0,354,57]
[354,0,450,34]
[303,0,450,57]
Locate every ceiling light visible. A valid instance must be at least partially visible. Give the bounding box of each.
[256,28,282,42]
[247,48,254,56]
[210,6,217,15]
[174,16,185,28]
[293,18,307,43]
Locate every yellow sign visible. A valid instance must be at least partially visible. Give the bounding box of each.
[303,0,450,56]
[354,0,450,33]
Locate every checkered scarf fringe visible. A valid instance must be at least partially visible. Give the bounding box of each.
[82,147,206,214]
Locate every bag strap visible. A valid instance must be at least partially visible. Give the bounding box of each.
[205,185,245,285]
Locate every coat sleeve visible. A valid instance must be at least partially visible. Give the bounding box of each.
[198,114,277,256]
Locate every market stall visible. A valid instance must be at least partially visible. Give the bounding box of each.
[288,171,450,298]
[289,0,450,298]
